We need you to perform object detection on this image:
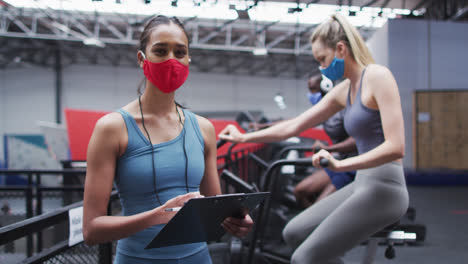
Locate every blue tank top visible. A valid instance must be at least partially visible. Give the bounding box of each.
[343,68,385,155]
[114,108,207,259]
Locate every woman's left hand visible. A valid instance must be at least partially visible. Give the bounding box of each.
[312,149,341,171]
[221,214,254,238]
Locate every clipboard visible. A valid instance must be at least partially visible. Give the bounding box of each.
[145,192,270,249]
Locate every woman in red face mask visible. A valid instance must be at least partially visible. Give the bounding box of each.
[82,15,253,264]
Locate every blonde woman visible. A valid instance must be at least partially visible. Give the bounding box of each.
[219,13,408,263]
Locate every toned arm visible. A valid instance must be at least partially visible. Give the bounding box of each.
[196,116,222,197]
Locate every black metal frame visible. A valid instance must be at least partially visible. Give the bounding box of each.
[217,142,270,194]
[244,146,422,264]
[0,169,88,258]
[247,156,313,264]
[0,187,118,264]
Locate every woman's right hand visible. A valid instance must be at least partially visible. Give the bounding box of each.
[218,124,245,143]
[159,192,204,223]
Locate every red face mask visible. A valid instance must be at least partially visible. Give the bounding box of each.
[141,53,189,94]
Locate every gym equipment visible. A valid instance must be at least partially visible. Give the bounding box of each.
[243,145,426,264]
[208,140,266,264]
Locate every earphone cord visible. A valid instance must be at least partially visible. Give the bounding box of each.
[175,103,190,194]
[138,96,189,206]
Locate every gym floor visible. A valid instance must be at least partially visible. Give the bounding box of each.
[344,185,468,264]
[1,184,467,264]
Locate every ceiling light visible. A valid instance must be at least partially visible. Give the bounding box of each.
[412,9,425,16]
[83,38,105,48]
[274,94,287,110]
[6,0,399,29]
[253,48,268,56]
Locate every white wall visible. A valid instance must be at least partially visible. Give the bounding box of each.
[387,19,430,168]
[368,19,468,168]
[179,72,306,118]
[429,21,468,89]
[0,64,308,162]
[367,22,389,67]
[62,65,140,112]
[61,65,307,117]
[0,66,56,163]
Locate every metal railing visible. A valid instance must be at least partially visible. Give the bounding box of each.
[0,169,87,215]
[0,188,119,264]
[0,144,269,264]
[0,169,90,259]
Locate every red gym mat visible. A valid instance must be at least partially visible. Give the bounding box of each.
[64,108,110,161]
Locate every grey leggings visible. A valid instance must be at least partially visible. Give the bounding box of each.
[283,162,409,264]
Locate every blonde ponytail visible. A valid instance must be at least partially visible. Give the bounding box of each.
[311,13,375,67]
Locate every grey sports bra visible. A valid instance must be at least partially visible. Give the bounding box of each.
[343,68,385,155]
